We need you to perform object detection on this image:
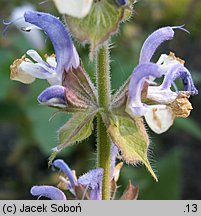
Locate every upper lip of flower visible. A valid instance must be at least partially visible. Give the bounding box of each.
[24,11,78,75]
[126,26,198,134]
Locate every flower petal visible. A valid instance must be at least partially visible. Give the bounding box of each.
[89,186,102,200]
[160,64,198,95]
[27,49,56,71]
[30,185,66,200]
[144,105,175,134]
[52,0,93,18]
[78,168,104,190]
[156,52,185,75]
[26,49,45,64]
[52,159,78,188]
[110,144,118,178]
[20,62,54,79]
[46,55,57,68]
[24,11,75,75]
[71,45,80,68]
[127,63,163,117]
[78,168,103,200]
[147,86,178,104]
[37,85,67,107]
[139,27,175,64]
[116,0,128,5]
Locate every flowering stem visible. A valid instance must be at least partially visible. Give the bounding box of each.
[96,43,111,200]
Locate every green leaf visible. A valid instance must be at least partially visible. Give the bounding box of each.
[49,109,98,165]
[107,114,158,181]
[64,0,126,57]
[58,109,98,149]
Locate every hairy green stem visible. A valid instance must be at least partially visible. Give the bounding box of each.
[96,43,111,200]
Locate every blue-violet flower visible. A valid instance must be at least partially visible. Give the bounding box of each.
[126,26,198,134]
[10,11,80,108]
[31,159,103,200]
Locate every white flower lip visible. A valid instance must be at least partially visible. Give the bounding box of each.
[144,105,175,134]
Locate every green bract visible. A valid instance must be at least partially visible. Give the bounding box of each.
[107,113,158,181]
[58,109,98,150]
[49,109,98,165]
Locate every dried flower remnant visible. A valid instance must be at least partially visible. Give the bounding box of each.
[170,92,193,118]
[10,55,35,84]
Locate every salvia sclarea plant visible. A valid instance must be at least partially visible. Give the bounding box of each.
[8,0,198,200]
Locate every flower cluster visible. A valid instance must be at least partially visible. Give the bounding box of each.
[31,159,104,200]
[10,11,198,135]
[126,26,198,133]
[31,146,126,200]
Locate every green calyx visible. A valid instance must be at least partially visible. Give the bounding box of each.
[64,0,133,58]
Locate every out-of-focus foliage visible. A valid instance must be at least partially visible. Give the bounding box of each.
[0,0,200,199]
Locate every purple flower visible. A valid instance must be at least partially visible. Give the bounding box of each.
[116,0,128,6]
[37,85,67,108]
[78,168,104,200]
[30,159,104,200]
[110,144,119,178]
[31,186,67,200]
[52,159,78,192]
[126,26,198,134]
[10,11,80,107]
[53,159,103,200]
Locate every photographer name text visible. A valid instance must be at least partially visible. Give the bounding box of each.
[2,203,82,214]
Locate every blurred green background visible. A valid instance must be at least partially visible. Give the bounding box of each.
[0,0,201,199]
